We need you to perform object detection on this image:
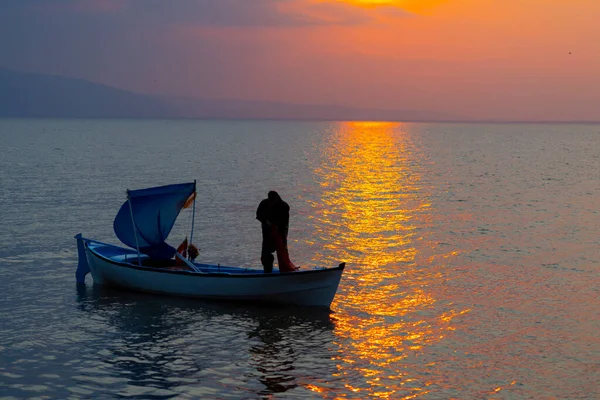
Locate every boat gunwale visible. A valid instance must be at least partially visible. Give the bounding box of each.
[84,239,345,279]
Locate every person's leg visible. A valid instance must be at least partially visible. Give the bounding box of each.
[261,254,274,273]
[261,241,274,273]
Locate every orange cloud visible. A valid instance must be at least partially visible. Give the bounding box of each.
[324,0,449,13]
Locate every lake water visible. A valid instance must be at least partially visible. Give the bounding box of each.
[0,119,598,399]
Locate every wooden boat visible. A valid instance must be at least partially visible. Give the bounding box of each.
[75,182,345,307]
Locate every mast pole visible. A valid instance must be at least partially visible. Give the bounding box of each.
[189,180,196,259]
[127,190,142,267]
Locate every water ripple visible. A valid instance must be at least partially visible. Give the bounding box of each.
[0,120,598,398]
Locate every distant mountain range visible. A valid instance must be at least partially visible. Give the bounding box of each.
[0,67,461,121]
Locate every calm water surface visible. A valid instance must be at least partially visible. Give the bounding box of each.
[0,119,598,399]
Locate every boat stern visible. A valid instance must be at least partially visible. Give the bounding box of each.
[74,233,90,284]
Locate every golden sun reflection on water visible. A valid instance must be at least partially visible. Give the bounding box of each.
[306,121,466,398]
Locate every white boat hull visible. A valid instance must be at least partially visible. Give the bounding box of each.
[81,240,344,307]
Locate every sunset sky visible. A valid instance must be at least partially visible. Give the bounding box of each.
[1,0,599,121]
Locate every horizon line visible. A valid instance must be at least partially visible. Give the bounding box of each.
[1,116,599,124]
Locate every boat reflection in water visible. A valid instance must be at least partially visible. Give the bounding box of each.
[305,122,468,398]
[75,285,337,398]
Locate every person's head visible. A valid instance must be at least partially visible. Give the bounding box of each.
[268,191,281,204]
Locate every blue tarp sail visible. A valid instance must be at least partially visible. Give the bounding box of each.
[113,182,196,260]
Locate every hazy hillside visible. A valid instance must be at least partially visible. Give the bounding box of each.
[0,68,178,118]
[0,68,460,121]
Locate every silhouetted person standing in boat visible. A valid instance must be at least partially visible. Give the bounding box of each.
[256,191,290,273]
